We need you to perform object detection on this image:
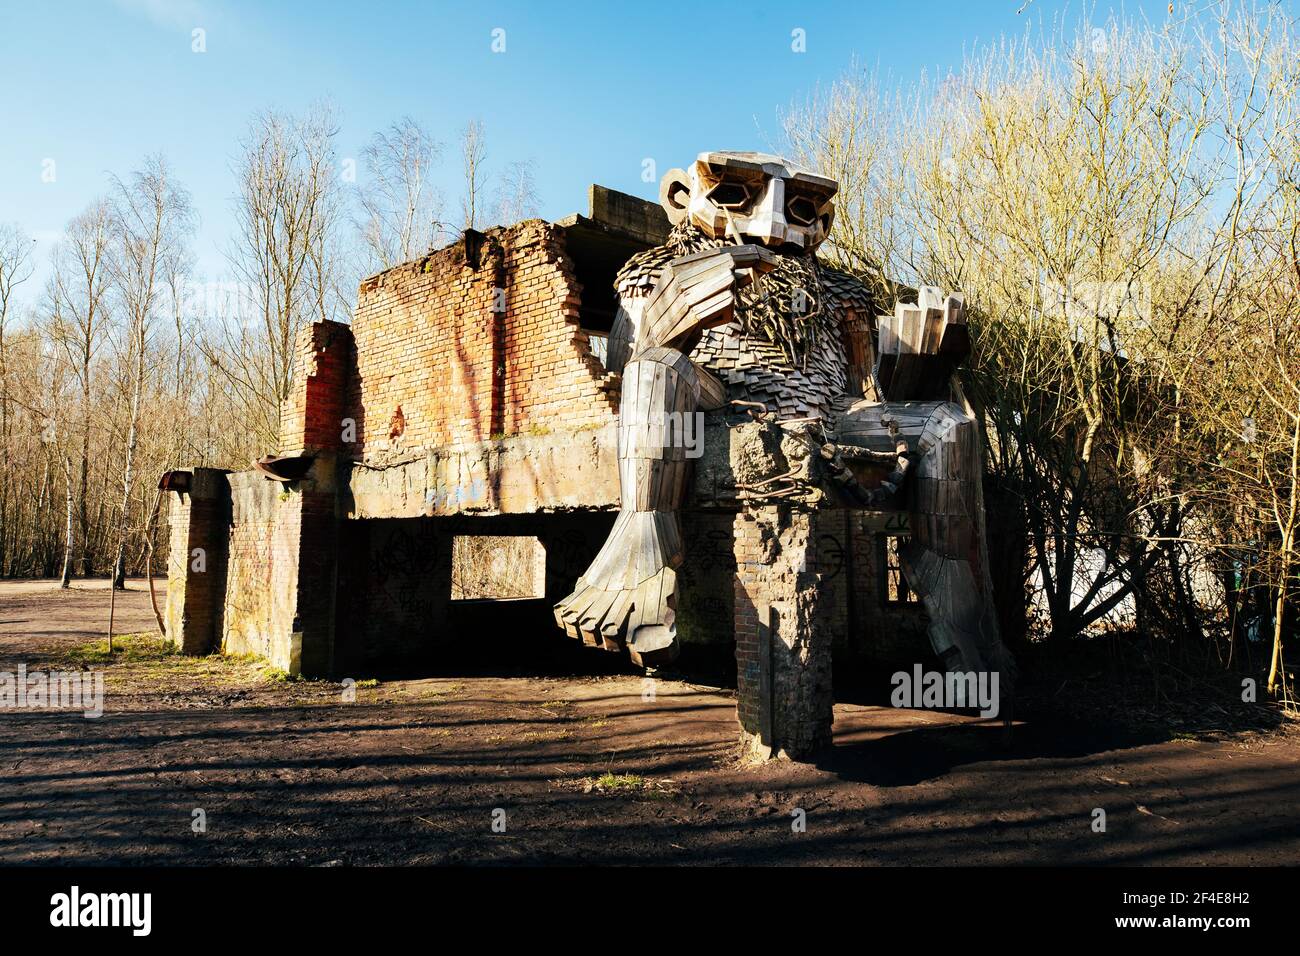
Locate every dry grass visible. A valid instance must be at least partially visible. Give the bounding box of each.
[450,535,544,600]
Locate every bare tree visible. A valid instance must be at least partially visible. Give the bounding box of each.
[783,5,1300,699]
[357,116,446,270]
[782,63,907,302]
[105,155,195,591]
[493,159,540,224]
[0,223,34,337]
[0,223,36,573]
[47,200,113,582]
[0,114,352,582]
[206,105,345,451]
[460,119,487,231]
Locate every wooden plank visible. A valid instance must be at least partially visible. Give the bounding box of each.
[637,518,664,582]
[696,362,725,409]
[636,362,656,459]
[583,513,621,585]
[887,305,924,399]
[640,573,666,636]
[580,589,619,636]
[648,364,668,462]
[917,285,945,312]
[943,292,966,325]
[874,314,898,394]
[601,589,632,640]
[921,307,945,353]
[625,580,651,636]
[619,526,645,589]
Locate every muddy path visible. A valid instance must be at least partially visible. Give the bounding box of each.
[1,581,1296,865]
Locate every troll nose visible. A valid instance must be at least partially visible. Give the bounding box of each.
[746,178,788,247]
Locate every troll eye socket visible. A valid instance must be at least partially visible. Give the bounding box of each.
[786,194,819,226]
[706,180,754,211]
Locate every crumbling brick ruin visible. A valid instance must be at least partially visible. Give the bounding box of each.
[164,179,950,762]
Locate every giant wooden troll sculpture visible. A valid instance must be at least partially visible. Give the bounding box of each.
[555,151,1014,688]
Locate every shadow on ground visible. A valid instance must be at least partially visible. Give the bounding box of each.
[1,580,1296,866]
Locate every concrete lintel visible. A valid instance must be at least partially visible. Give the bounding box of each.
[554,185,671,248]
[348,425,623,519]
[343,417,843,521]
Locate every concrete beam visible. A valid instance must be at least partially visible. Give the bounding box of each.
[343,416,819,520]
[586,184,671,246]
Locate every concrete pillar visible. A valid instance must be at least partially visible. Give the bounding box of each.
[733,506,833,761]
[164,468,231,655]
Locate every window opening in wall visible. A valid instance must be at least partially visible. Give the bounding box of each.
[451,535,546,600]
[880,535,918,605]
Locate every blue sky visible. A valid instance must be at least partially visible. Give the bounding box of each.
[0,0,1187,309]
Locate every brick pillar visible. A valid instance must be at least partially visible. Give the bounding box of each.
[279,320,355,457]
[291,458,341,676]
[164,468,231,655]
[276,320,353,675]
[733,506,833,761]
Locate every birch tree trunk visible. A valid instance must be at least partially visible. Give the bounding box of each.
[1266,405,1299,696]
[59,456,74,588]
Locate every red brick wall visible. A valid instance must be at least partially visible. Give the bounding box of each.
[815,513,931,663]
[280,320,354,457]
[346,221,617,461]
[733,506,834,759]
[163,468,230,655]
[295,486,338,675]
[164,488,194,646]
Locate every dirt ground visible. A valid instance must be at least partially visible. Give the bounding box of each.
[1,580,1297,866]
